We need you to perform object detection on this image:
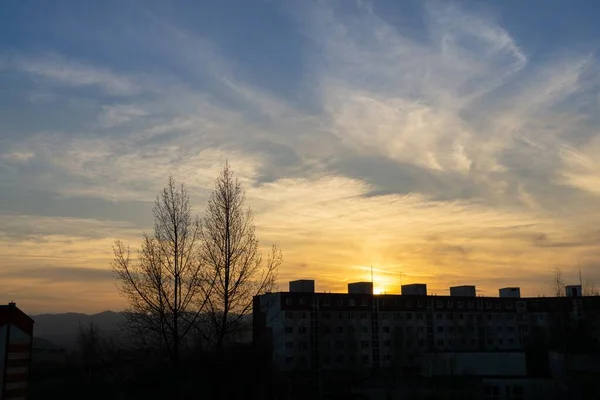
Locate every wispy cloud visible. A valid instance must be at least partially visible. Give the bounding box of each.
[14,54,142,96]
[1,151,35,163]
[2,1,600,311]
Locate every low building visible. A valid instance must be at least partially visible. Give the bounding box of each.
[1,302,34,400]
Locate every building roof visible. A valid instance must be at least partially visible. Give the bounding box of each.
[0,303,35,334]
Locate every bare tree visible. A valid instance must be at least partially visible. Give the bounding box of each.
[553,267,565,297]
[200,161,281,355]
[112,177,210,388]
[77,322,118,382]
[583,276,600,296]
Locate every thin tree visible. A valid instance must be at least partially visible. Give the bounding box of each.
[200,161,281,355]
[112,177,210,394]
[553,267,565,297]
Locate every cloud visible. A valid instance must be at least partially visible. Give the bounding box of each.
[2,1,600,311]
[0,152,35,162]
[98,104,148,128]
[14,54,142,96]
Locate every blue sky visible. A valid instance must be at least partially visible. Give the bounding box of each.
[2,0,600,313]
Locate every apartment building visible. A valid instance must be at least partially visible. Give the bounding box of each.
[1,302,34,400]
[253,279,599,374]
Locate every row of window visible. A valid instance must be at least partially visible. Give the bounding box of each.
[284,296,524,310]
[285,337,525,351]
[285,354,386,365]
[284,324,525,335]
[284,310,523,321]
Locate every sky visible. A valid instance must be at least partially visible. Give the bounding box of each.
[2,0,600,313]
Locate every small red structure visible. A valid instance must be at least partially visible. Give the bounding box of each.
[0,302,34,399]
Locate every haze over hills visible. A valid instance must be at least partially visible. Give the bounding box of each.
[30,310,125,350]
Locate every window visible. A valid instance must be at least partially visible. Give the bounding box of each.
[336,354,344,363]
[361,298,368,306]
[286,342,293,349]
[407,312,413,320]
[285,356,294,364]
[336,299,344,306]
[436,300,443,308]
[323,355,330,365]
[383,340,391,347]
[349,299,356,307]
[484,385,500,400]
[301,312,307,319]
[457,301,464,309]
[324,341,331,350]
[285,297,293,306]
[519,326,528,333]
[362,327,368,334]
[380,300,386,307]
[336,341,344,350]
[507,314,515,320]
[323,299,330,306]
[513,385,524,400]
[382,313,389,319]
[487,314,492,320]
[406,300,413,307]
[337,326,343,334]
[362,355,369,364]
[338,312,344,319]
[437,339,444,346]
[418,339,424,347]
[285,327,293,334]
[323,326,331,334]
[447,300,453,308]
[299,297,306,305]
[495,302,501,309]
[485,301,492,309]
[406,326,413,334]
[349,326,356,333]
[459,313,464,320]
[448,327,454,333]
[437,326,443,333]
[300,341,308,350]
[348,312,355,319]
[417,300,423,307]
[299,326,307,334]
[516,301,525,310]
[418,327,424,334]
[383,326,390,333]
[285,311,293,319]
[497,326,502,333]
[508,326,515,333]
[416,313,423,320]
[361,340,369,348]
[498,338,503,345]
[468,301,474,308]
[394,313,402,320]
[360,312,368,320]
[323,312,330,319]
[506,302,514,309]
[383,354,391,362]
[437,313,443,320]
[447,313,453,320]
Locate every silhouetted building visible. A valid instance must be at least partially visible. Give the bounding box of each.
[1,302,34,400]
[253,279,600,399]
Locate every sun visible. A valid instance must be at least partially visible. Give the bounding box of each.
[373,286,386,295]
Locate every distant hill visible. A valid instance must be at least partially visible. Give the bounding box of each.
[30,310,126,350]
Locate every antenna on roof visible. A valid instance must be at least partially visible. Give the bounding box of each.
[371,265,374,284]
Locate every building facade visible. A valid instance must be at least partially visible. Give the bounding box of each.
[253,280,600,375]
[1,303,34,400]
